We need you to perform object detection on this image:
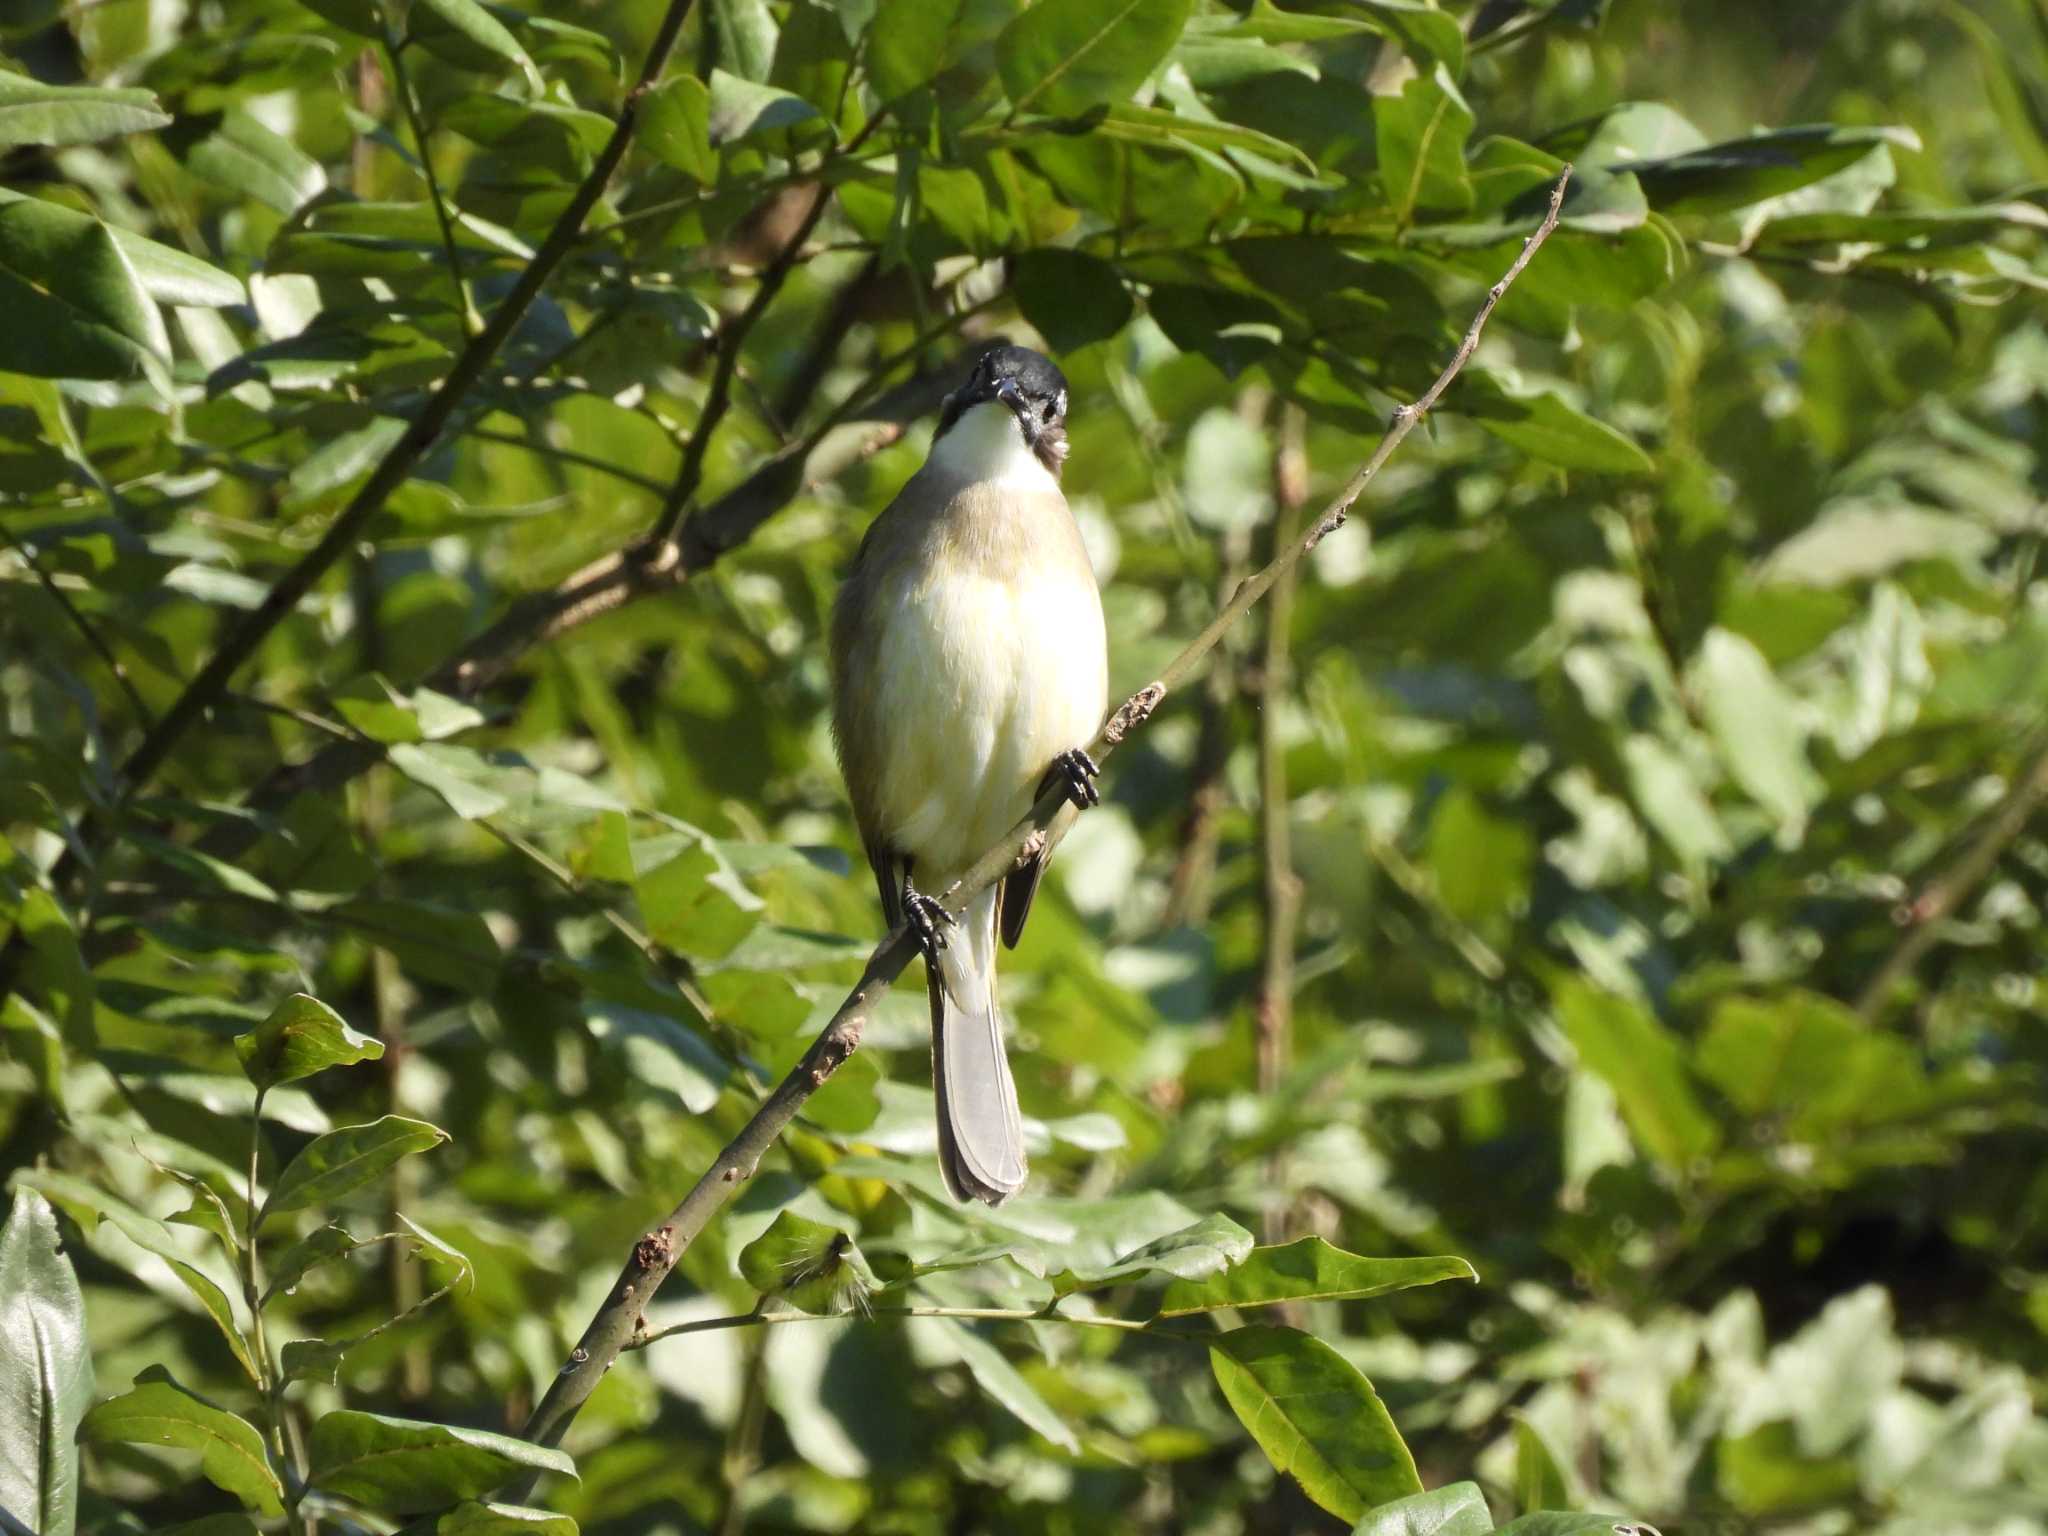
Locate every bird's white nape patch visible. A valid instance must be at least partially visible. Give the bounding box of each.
[927,400,1059,493]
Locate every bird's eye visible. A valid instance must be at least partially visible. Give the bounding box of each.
[1041,400,1055,421]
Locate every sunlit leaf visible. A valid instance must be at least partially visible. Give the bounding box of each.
[1159,1239,1475,1317]
[80,1368,283,1516]
[1211,1325,1422,1522]
[0,1191,92,1536]
[235,992,383,1090]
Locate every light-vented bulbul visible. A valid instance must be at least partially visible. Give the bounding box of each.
[829,346,1107,1204]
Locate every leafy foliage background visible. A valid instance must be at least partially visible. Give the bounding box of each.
[3,0,2048,1532]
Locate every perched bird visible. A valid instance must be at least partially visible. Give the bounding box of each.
[830,345,1108,1204]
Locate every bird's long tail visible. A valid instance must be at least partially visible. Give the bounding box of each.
[930,883,1027,1204]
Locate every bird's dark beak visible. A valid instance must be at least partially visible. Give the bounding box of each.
[992,375,1040,446]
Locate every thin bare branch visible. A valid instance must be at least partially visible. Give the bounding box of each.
[384,32,478,335]
[1255,402,1308,1246]
[512,165,1576,1475]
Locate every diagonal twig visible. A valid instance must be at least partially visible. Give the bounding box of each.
[4,529,156,728]
[1855,730,2048,1019]
[509,164,1576,1480]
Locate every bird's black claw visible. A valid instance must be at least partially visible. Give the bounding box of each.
[904,887,956,962]
[1049,747,1101,809]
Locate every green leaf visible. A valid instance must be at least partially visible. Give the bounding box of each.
[1456,372,1654,475]
[1689,628,1822,838]
[1375,63,1476,224]
[0,1191,92,1536]
[386,741,514,819]
[1210,1325,1422,1522]
[996,0,1196,119]
[1494,1518,1656,1536]
[412,0,545,92]
[736,1210,876,1313]
[79,1367,284,1516]
[1148,282,1286,377]
[924,1317,1077,1452]
[235,992,383,1090]
[1515,1418,1572,1514]
[188,112,327,215]
[308,1410,576,1514]
[1181,406,1272,532]
[1013,248,1131,353]
[636,843,763,962]
[332,898,503,993]
[640,76,715,182]
[1551,978,1717,1172]
[0,196,167,380]
[0,74,170,148]
[261,1115,450,1224]
[865,0,966,101]
[1350,1481,1495,1536]
[1053,1213,1255,1294]
[398,1504,579,1536]
[13,1171,259,1388]
[108,224,246,308]
[706,68,823,146]
[1159,1238,1476,1317]
[282,415,408,512]
[262,1224,364,1304]
[153,1516,263,1536]
[1619,124,1918,215]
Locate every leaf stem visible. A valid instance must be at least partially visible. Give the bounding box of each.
[628,1302,1158,1350]
[383,30,480,335]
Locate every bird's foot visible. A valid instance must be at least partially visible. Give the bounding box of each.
[1046,747,1101,809]
[903,885,956,963]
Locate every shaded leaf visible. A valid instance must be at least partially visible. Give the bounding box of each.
[308,1411,576,1514]
[921,1317,1077,1452]
[261,1116,450,1224]
[1457,372,1654,474]
[413,0,545,92]
[997,0,1195,119]
[1620,124,1918,215]
[1013,248,1131,353]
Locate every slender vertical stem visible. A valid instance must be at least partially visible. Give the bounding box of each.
[242,1089,308,1534]
[4,530,155,728]
[384,33,480,334]
[1254,404,1307,1246]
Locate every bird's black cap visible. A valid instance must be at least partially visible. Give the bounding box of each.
[938,344,1070,445]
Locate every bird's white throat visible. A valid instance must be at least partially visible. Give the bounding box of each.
[927,400,1058,493]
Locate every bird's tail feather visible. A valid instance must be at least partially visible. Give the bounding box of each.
[931,884,1027,1204]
